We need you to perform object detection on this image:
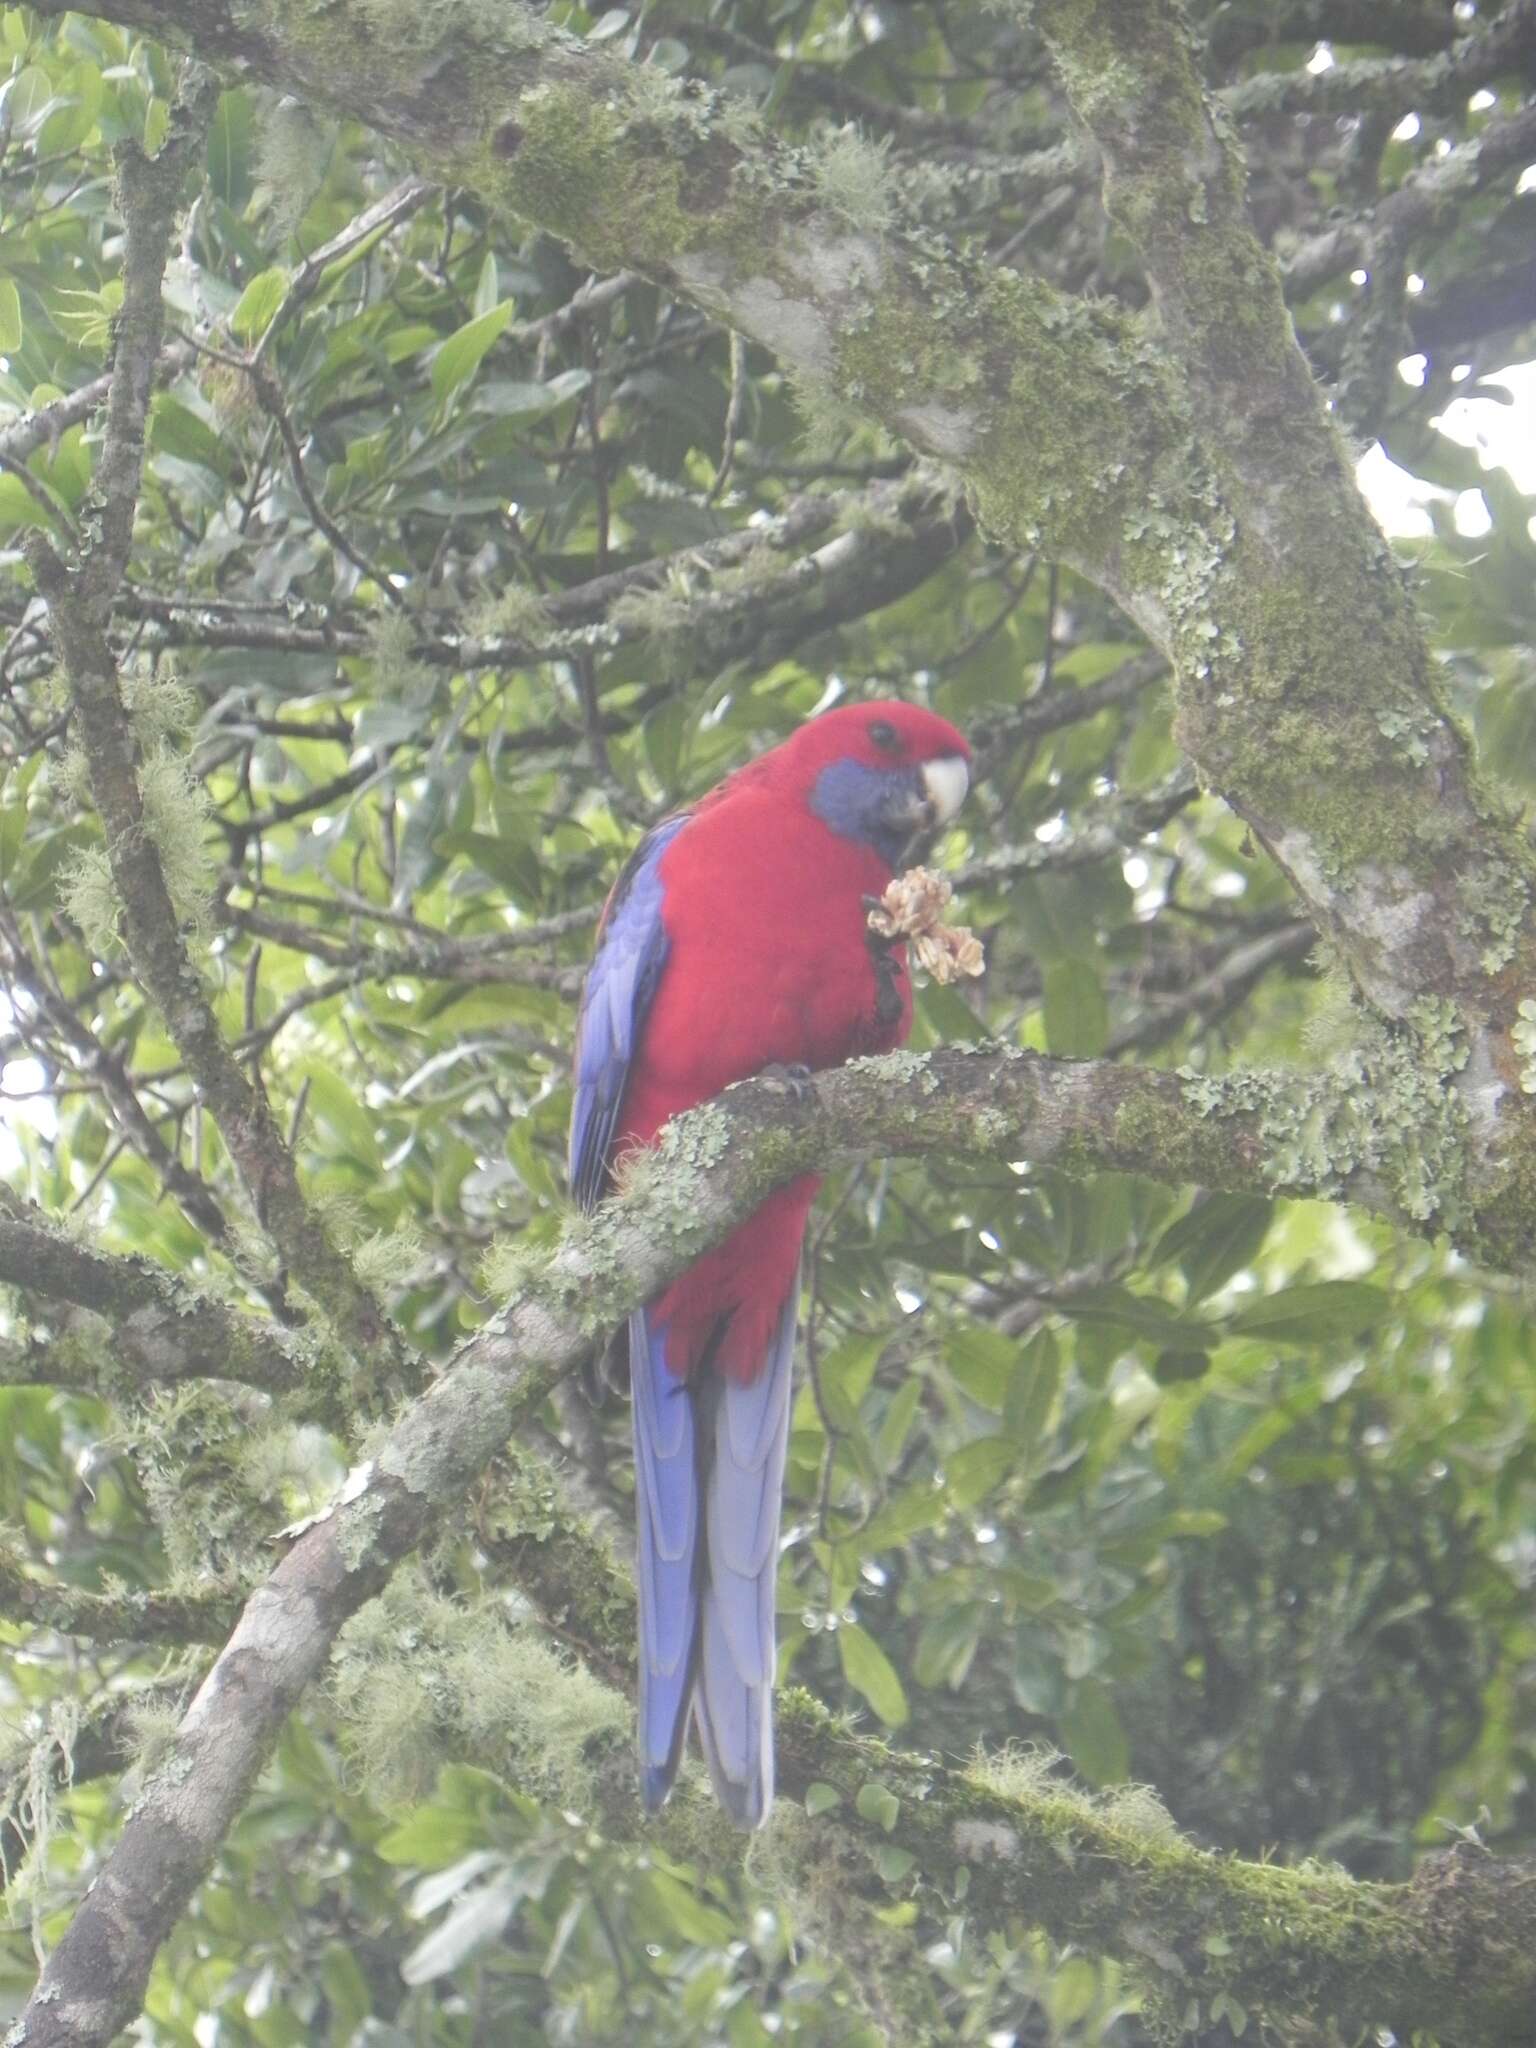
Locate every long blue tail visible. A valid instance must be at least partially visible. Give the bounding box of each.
[631,1275,798,1827]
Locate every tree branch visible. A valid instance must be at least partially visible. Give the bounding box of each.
[1031,0,1536,1264]
[366,1441,1536,2046]
[23,74,412,1409]
[0,1545,237,1647]
[23,0,1536,1265]
[11,1031,1515,2045]
[1224,0,1536,120]
[0,1184,344,1418]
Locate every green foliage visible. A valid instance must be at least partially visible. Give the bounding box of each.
[0,0,1534,2042]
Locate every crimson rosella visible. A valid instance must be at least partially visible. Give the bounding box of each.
[569,700,970,1825]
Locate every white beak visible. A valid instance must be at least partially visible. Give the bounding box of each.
[921,754,970,826]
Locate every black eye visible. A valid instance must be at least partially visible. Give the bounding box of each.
[868,719,900,754]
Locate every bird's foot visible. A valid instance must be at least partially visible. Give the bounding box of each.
[757,1061,817,1101]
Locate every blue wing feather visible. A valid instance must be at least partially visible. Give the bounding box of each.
[568,815,687,1213]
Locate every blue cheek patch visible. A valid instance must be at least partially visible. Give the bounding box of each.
[809,759,911,866]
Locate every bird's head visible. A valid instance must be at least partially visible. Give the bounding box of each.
[781,699,971,868]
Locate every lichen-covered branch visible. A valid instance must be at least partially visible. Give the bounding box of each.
[770,1698,1536,2047]
[323,1351,1536,2046]
[1029,0,1536,1254]
[23,72,411,1410]
[23,0,1536,1266]
[10,1031,1515,2047]
[0,1185,344,1419]
[16,0,1197,612]
[88,472,966,684]
[1222,1,1536,121]
[0,1544,237,1646]
[0,342,192,469]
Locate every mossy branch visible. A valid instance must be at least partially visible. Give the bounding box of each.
[0,1185,346,1421]
[0,1544,237,1647]
[23,66,412,1415]
[772,1699,1536,2047]
[353,1387,1536,2044]
[24,0,1536,1260]
[13,1034,1528,2048]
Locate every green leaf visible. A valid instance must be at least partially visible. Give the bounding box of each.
[942,1435,1016,1510]
[0,278,20,353]
[376,1807,485,1868]
[1004,1327,1060,1446]
[441,828,542,909]
[1059,1678,1129,1785]
[1226,1281,1389,1343]
[1153,1347,1211,1384]
[913,1602,983,1689]
[431,300,514,401]
[0,471,55,534]
[292,1062,381,1169]
[874,1375,922,1466]
[1015,1630,1064,1712]
[317,1944,371,2036]
[858,1482,947,1550]
[945,1320,1017,1412]
[839,1622,909,1727]
[40,63,101,154]
[1150,1194,1273,1303]
[804,1782,842,1817]
[151,394,228,473]
[1064,1285,1191,1339]
[816,1330,887,1430]
[473,368,591,417]
[645,1867,736,1944]
[854,1780,901,1832]
[230,265,289,341]
[1043,956,1108,1056]
[401,1872,523,1984]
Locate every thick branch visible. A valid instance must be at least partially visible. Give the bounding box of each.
[407,1442,1536,2046]
[1032,0,1536,1260]
[12,1034,1509,2046]
[771,1700,1536,2047]
[24,0,1536,1261]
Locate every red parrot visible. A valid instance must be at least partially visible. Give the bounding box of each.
[569,699,970,1825]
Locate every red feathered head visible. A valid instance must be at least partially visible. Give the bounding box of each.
[765,698,971,864]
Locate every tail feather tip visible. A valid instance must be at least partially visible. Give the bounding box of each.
[715,1771,770,1831]
[641,1763,675,1815]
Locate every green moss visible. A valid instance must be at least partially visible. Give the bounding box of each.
[468,72,749,277]
[329,1567,627,1806]
[128,1383,288,1582]
[1110,1082,1237,1189]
